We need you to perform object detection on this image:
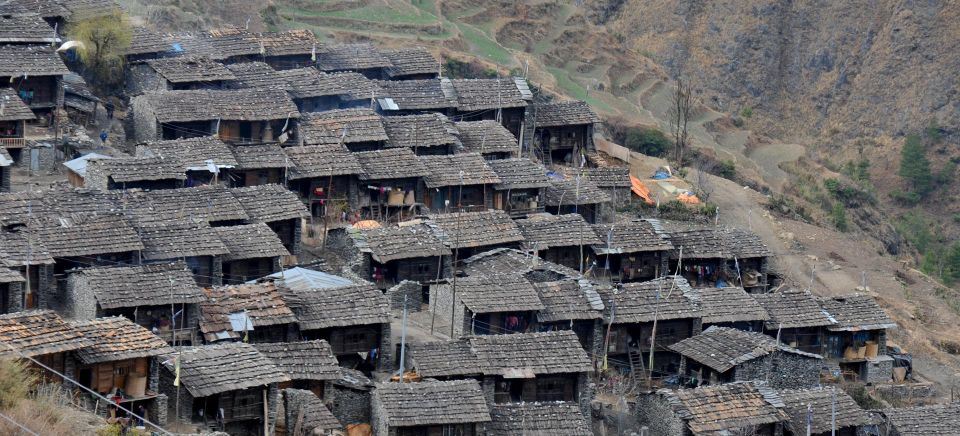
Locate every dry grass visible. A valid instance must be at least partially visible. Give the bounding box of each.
[0,360,100,436]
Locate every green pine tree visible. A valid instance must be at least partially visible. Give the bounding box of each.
[899,134,933,197]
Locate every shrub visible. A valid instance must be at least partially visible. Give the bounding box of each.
[740,107,753,118]
[0,359,34,409]
[899,134,933,197]
[624,127,672,157]
[717,160,736,179]
[832,203,848,232]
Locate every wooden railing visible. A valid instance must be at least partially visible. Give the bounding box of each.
[0,138,25,148]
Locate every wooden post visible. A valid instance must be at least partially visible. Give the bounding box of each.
[262,388,269,436]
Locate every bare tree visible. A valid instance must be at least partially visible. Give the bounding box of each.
[669,78,694,165]
[695,159,716,203]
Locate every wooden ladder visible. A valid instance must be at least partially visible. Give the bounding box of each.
[627,349,646,386]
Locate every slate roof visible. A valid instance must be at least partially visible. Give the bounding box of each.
[487,158,550,190]
[283,144,364,179]
[488,402,593,436]
[584,166,631,188]
[373,380,491,427]
[0,310,92,359]
[778,388,869,435]
[215,223,290,262]
[231,184,307,222]
[543,177,611,206]
[119,185,249,225]
[199,283,298,341]
[670,326,821,373]
[878,403,960,436]
[752,289,836,330]
[353,148,429,181]
[0,0,69,19]
[0,13,55,44]
[224,61,283,90]
[461,248,580,280]
[70,317,172,365]
[455,273,545,314]
[533,101,600,127]
[470,330,591,376]
[599,276,700,324]
[63,72,100,105]
[168,28,261,61]
[0,87,33,121]
[139,136,238,169]
[257,29,317,57]
[455,120,518,156]
[592,220,674,254]
[254,340,340,381]
[89,155,186,183]
[229,144,289,170]
[136,88,299,122]
[517,213,602,250]
[0,44,69,76]
[0,266,23,283]
[426,210,524,249]
[163,343,290,398]
[71,262,205,309]
[652,220,771,259]
[145,56,236,83]
[533,280,604,322]
[360,223,451,263]
[382,113,459,149]
[284,283,390,330]
[299,109,387,145]
[281,389,342,433]
[659,382,789,436]
[818,294,896,332]
[408,340,483,377]
[376,79,457,111]
[137,221,229,260]
[317,43,391,71]
[278,68,379,100]
[60,0,120,19]
[383,47,437,78]
[35,212,143,257]
[125,27,169,56]
[449,78,529,111]
[0,228,55,266]
[689,287,770,324]
[419,153,500,188]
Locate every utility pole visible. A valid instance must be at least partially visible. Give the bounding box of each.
[831,387,837,436]
[399,295,408,382]
[449,171,464,338]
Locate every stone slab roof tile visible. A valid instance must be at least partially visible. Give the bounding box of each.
[162,342,290,397]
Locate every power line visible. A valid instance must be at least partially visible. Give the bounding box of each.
[0,410,40,436]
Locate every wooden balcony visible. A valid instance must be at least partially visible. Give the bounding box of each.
[0,138,25,148]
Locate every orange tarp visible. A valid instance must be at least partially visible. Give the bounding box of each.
[353,220,381,230]
[630,175,655,205]
[677,192,700,204]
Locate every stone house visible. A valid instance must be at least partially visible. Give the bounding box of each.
[0,310,93,385]
[84,155,187,190]
[126,56,237,96]
[130,88,299,144]
[670,326,823,389]
[753,289,837,356]
[591,219,674,282]
[69,317,174,426]
[375,78,458,115]
[62,73,100,126]
[430,272,545,337]
[448,78,532,138]
[456,120,520,160]
[488,402,593,436]
[136,221,230,287]
[656,219,773,292]
[159,342,290,436]
[382,112,460,156]
[382,47,439,80]
[352,148,429,222]
[328,368,374,428]
[279,388,343,436]
[257,29,319,71]
[598,276,702,378]
[874,403,960,436]
[583,166,632,205]
[419,153,501,212]
[213,223,290,284]
[531,279,605,356]
[818,294,897,384]
[371,379,491,436]
[778,387,870,436]
[278,68,381,112]
[228,144,289,186]
[486,158,551,217]
[425,209,525,259]
[689,286,770,331]
[0,87,36,164]
[461,248,580,284]
[165,28,262,64]
[0,44,68,122]
[317,43,393,79]
[199,282,299,344]
[279,144,364,224]
[298,109,388,152]
[62,152,112,188]
[135,136,238,187]
[281,282,392,372]
[407,330,593,420]
[65,262,206,345]
[0,266,24,314]
[355,223,451,290]
[543,176,611,224]
[516,213,602,271]
[531,101,600,166]
[637,381,790,436]
[230,183,308,257]
[0,222,56,310]
[254,340,340,401]
[123,26,170,64]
